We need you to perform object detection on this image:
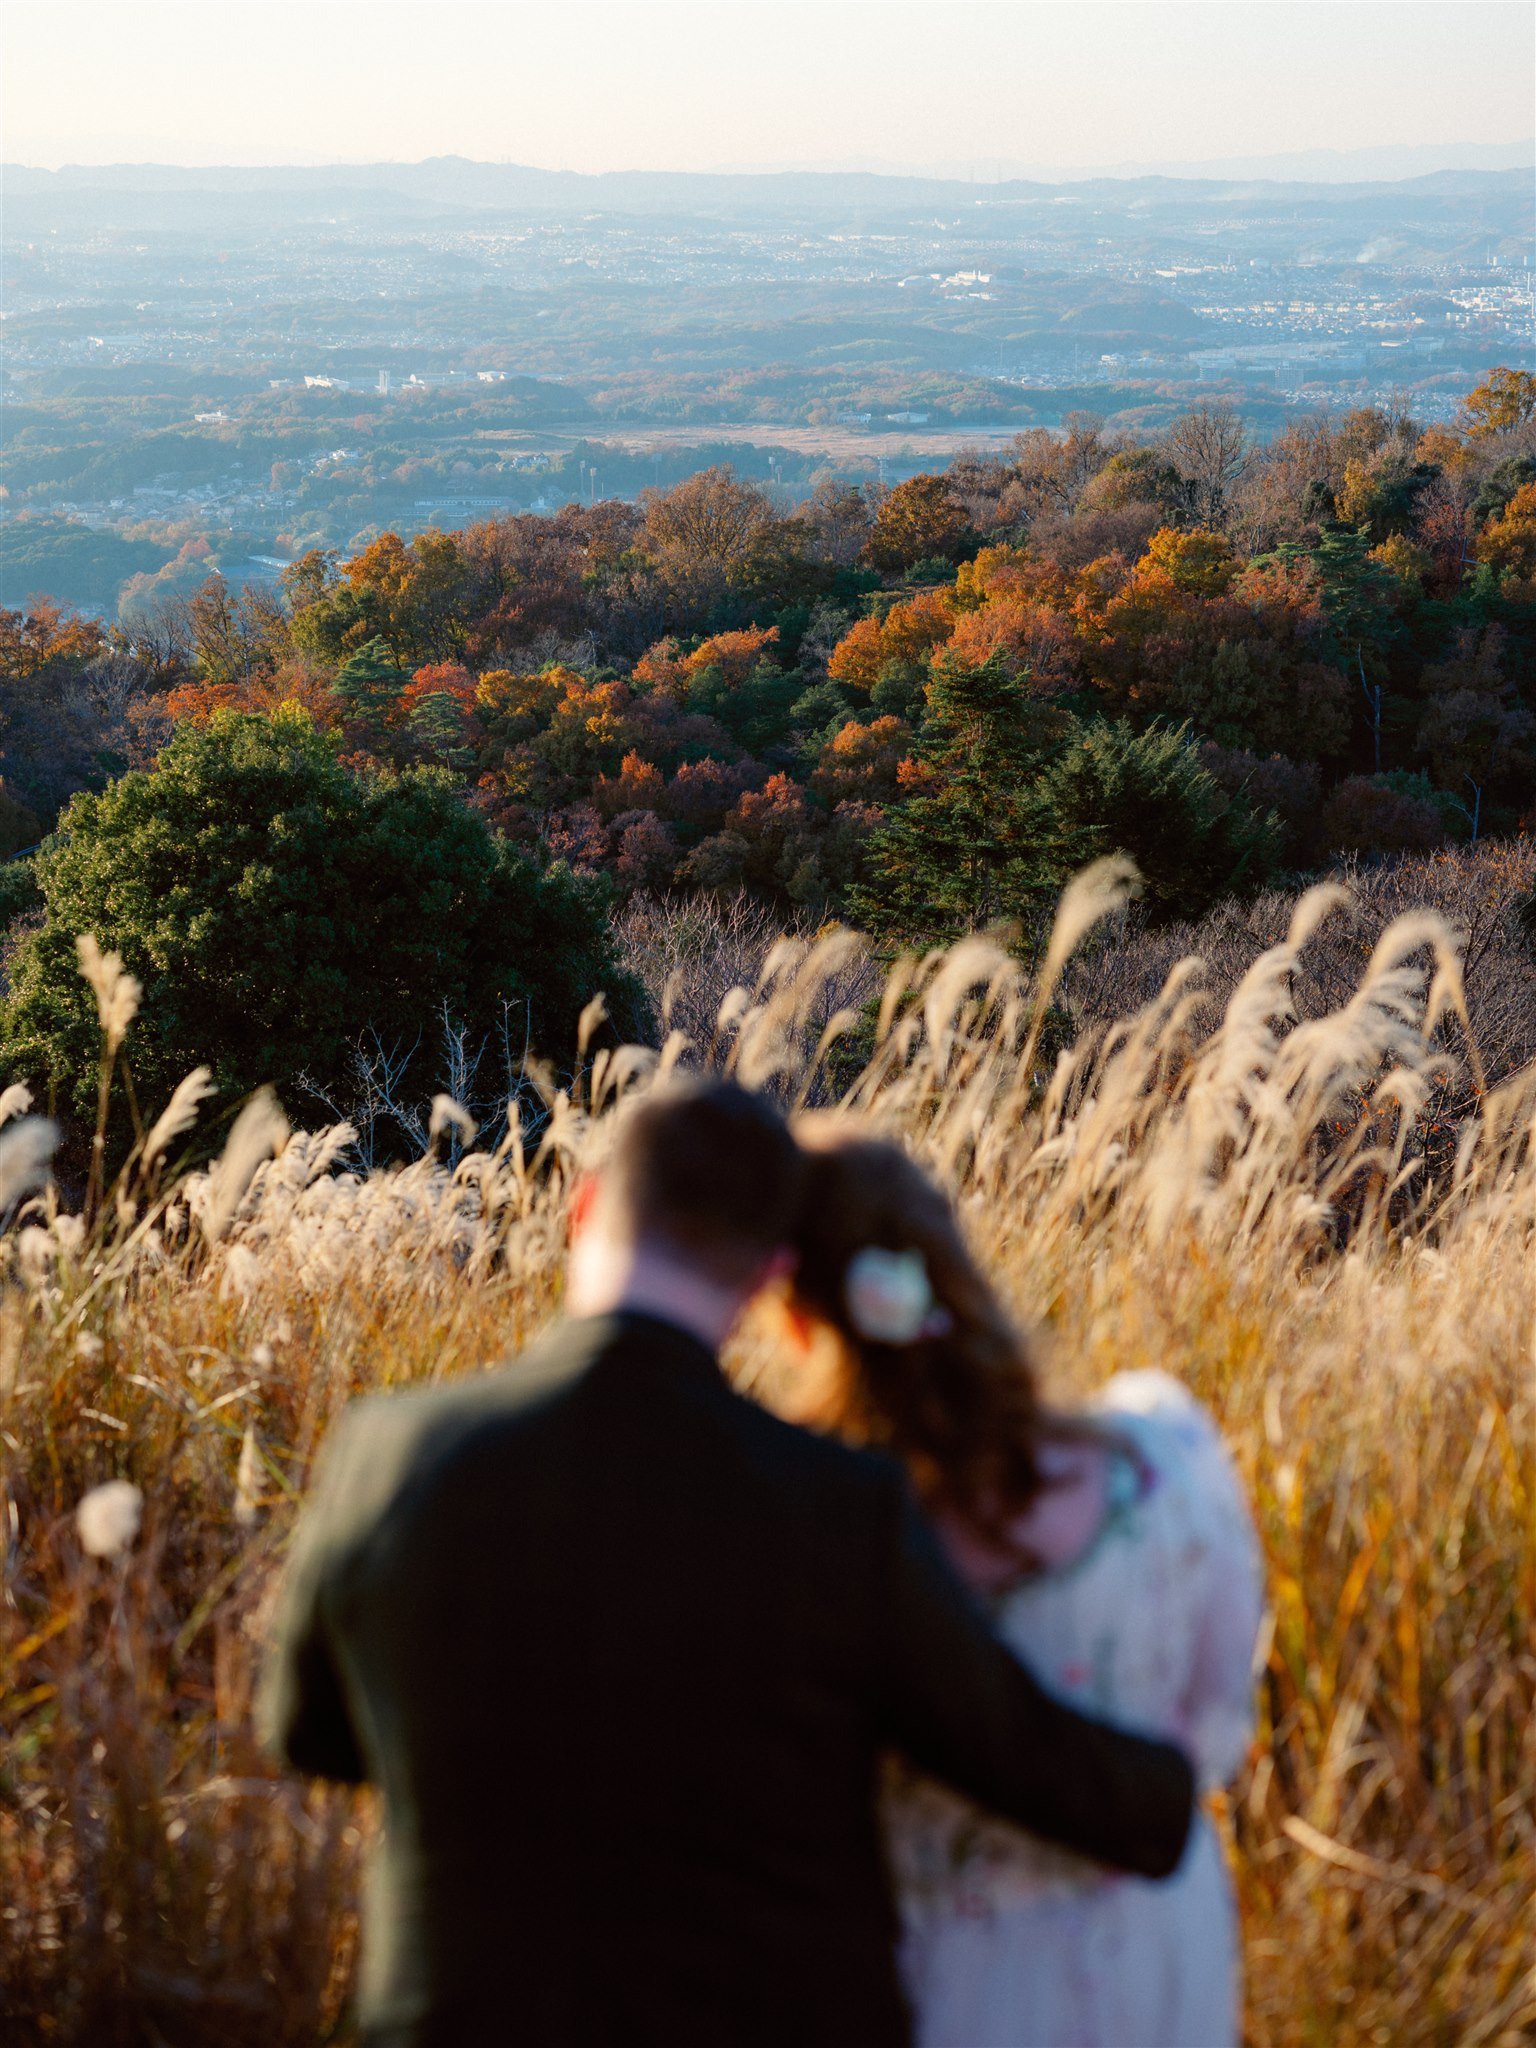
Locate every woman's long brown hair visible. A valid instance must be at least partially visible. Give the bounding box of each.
[788,1120,1048,1542]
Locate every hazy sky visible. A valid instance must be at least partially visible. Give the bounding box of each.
[4,1,1532,174]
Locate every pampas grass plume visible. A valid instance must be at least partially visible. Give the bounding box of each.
[202,1089,289,1240]
[76,1480,143,1560]
[233,1426,262,1529]
[0,1082,33,1129]
[75,934,141,1054]
[0,1116,59,1216]
[429,1095,477,1149]
[143,1067,217,1168]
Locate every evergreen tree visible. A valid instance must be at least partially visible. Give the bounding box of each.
[1270,529,1402,662]
[2,707,632,1127]
[684,654,803,756]
[860,692,1279,942]
[854,654,1064,938]
[1037,719,1281,922]
[332,635,408,722]
[1266,529,1407,772]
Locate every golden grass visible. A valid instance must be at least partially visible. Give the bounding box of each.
[1,867,1532,2045]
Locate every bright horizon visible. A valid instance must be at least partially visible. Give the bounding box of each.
[4,1,1532,177]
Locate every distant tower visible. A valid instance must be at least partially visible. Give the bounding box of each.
[378,370,391,397]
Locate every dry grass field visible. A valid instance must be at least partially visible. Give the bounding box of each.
[1,861,1533,2046]
[472,419,1028,467]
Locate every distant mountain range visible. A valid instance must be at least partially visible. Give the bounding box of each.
[720,142,1536,185]
[4,155,1532,234]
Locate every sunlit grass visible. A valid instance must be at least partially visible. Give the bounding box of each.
[1,867,1532,2045]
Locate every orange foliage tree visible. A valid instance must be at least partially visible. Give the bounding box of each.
[1476,483,1536,583]
[1459,368,1536,439]
[810,716,911,806]
[165,659,342,731]
[946,597,1079,694]
[861,474,973,574]
[683,625,779,692]
[827,591,955,696]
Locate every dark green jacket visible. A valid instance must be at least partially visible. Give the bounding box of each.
[260,1311,1193,2047]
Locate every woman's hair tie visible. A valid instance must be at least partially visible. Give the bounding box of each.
[844,1245,954,1346]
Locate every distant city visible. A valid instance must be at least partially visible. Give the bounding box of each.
[2,157,1531,614]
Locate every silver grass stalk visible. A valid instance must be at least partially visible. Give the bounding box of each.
[594,1045,658,1115]
[429,1095,477,1148]
[76,933,141,1054]
[202,1089,289,1241]
[0,1117,59,1216]
[233,1425,262,1529]
[921,935,1014,1083]
[657,1029,690,1076]
[576,993,608,1060]
[142,1067,217,1169]
[1036,855,1143,1007]
[0,1083,33,1129]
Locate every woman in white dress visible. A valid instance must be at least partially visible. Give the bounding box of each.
[785,1124,1265,2048]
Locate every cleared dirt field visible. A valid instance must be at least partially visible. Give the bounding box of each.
[473,419,1028,464]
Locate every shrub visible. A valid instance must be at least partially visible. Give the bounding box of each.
[2,706,631,1127]
[1317,772,1446,858]
[0,781,42,860]
[1037,718,1282,922]
[1198,743,1323,864]
[0,855,41,936]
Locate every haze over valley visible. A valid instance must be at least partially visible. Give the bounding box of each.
[3,156,1531,613]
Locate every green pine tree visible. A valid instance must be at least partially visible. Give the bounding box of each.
[333,635,408,722]
[854,654,1065,940]
[1037,718,1281,923]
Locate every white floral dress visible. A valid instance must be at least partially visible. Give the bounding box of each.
[890,1371,1264,2048]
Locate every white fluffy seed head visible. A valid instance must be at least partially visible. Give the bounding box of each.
[76,934,142,1054]
[233,1427,261,1529]
[0,1117,59,1217]
[142,1067,217,1168]
[76,1480,143,1560]
[0,1083,33,1129]
[202,1089,289,1240]
[16,1225,57,1288]
[429,1095,477,1148]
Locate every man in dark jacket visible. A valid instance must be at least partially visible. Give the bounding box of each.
[260,1079,1193,2047]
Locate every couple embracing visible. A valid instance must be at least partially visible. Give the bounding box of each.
[262,1080,1262,2048]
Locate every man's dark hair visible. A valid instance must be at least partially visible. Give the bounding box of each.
[604,1078,805,1283]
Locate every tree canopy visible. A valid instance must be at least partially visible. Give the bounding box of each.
[3,707,630,1124]
[5,370,1536,971]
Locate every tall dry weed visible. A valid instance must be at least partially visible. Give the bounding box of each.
[1,880,1532,2045]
